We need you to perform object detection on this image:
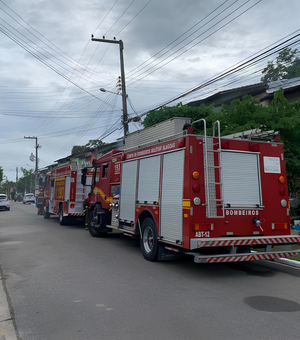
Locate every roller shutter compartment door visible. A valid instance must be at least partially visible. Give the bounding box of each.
[160,150,184,243]
[119,160,137,222]
[137,155,160,204]
[221,151,262,208]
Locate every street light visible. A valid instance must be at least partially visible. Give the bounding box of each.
[99,88,122,95]
[99,88,141,125]
[24,136,41,195]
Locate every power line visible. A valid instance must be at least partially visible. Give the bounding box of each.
[126,0,232,78]
[139,33,300,114]
[0,26,119,109]
[127,0,262,85]
[104,0,136,37]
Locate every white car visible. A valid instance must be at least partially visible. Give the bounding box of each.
[0,194,10,211]
[23,193,35,204]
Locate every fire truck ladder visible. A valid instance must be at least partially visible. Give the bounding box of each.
[192,119,224,218]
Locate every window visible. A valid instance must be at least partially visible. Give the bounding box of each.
[102,163,109,178]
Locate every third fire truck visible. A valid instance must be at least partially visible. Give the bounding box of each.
[82,117,300,263]
[43,162,92,225]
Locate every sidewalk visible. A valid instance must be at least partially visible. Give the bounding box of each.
[291,228,300,236]
[0,273,18,340]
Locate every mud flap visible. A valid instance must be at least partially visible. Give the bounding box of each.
[98,212,112,233]
[158,243,182,261]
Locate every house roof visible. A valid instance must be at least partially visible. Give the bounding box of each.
[266,76,300,93]
[54,141,121,164]
[187,77,300,108]
[187,83,268,107]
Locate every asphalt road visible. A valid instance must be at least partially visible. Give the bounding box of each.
[1,202,300,340]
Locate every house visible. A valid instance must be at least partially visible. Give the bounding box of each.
[187,77,300,109]
[54,140,123,169]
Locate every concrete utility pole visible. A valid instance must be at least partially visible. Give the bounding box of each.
[24,136,40,194]
[91,37,129,137]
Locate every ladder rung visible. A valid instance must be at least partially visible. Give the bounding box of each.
[208,166,222,169]
[208,182,223,185]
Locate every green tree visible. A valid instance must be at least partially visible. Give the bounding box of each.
[261,47,300,82]
[210,94,267,136]
[85,139,105,149]
[266,89,300,180]
[0,166,3,183]
[71,139,105,155]
[214,89,300,184]
[142,89,300,187]
[71,145,86,155]
[16,168,35,193]
[142,102,215,134]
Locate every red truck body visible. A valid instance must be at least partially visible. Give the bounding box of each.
[43,162,92,224]
[86,118,300,263]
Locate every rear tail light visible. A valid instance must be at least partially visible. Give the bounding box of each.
[193,223,212,231]
[192,184,200,193]
[272,223,288,230]
[279,187,285,195]
[70,203,75,209]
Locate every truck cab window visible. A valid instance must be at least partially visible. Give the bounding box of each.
[102,164,109,178]
[93,166,101,185]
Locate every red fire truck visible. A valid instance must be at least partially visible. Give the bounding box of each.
[83,117,300,263]
[43,162,92,225]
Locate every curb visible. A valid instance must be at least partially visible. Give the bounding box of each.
[0,274,18,340]
[275,257,300,269]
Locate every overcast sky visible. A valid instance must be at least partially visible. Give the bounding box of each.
[1,0,300,182]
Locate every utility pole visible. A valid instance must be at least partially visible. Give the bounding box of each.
[91,37,129,137]
[24,136,40,194]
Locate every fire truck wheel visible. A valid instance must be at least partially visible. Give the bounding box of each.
[140,218,158,262]
[43,209,50,219]
[88,209,107,237]
[59,206,68,225]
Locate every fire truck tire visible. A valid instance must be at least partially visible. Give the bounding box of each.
[59,206,68,225]
[140,218,158,262]
[88,210,107,237]
[44,209,50,219]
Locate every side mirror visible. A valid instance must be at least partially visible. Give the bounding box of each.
[81,168,87,185]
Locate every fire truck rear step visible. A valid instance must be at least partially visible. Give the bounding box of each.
[192,250,300,263]
[190,235,300,249]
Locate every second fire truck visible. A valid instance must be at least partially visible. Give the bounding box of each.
[82,117,300,263]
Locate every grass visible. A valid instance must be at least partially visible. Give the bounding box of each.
[287,244,300,261]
